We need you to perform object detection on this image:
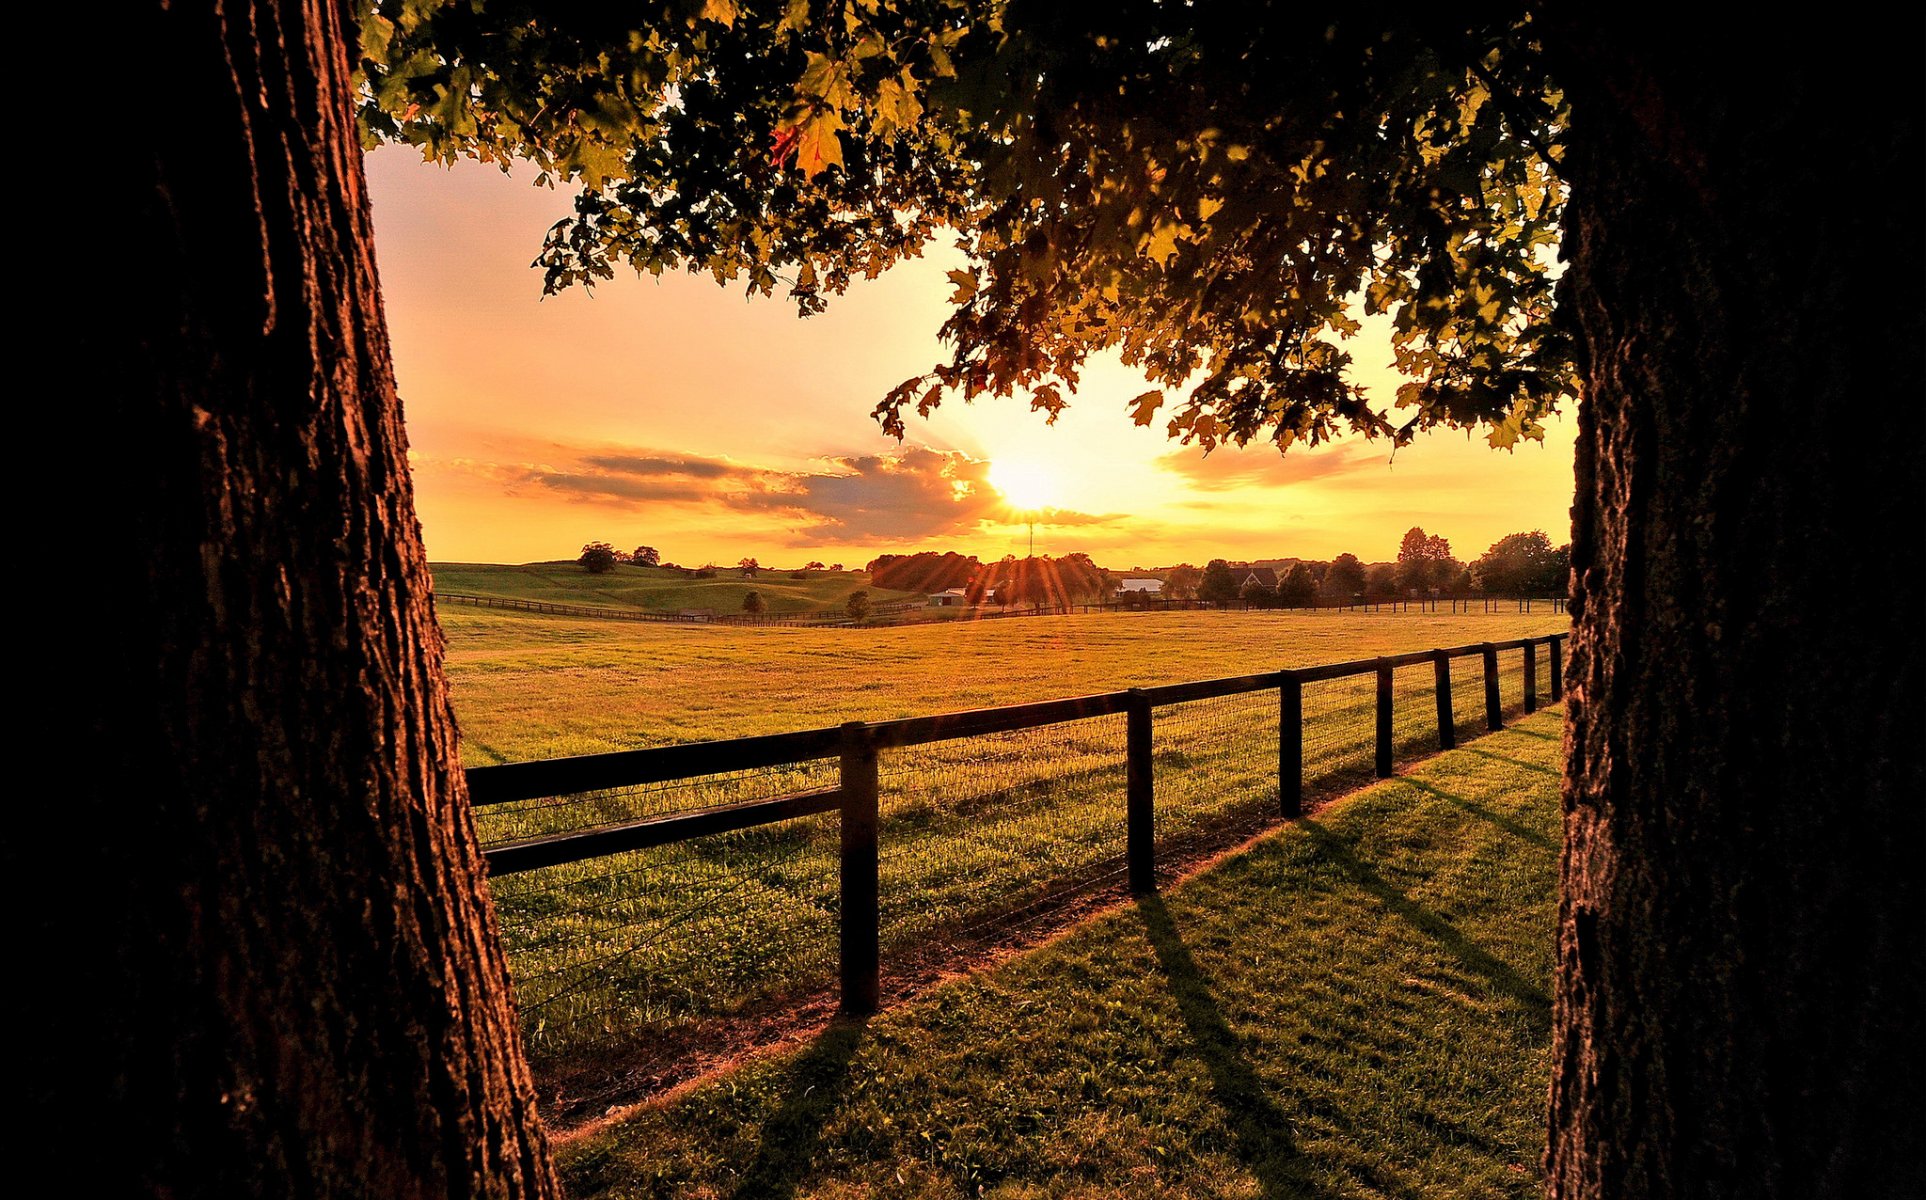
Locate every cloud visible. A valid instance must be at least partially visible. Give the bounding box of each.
[435,442,1117,544]
[1156,441,1384,491]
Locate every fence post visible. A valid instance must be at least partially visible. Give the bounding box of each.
[1482,643,1503,731]
[1279,672,1303,818]
[1375,659,1394,778]
[1433,650,1456,751]
[1523,641,1539,713]
[1550,635,1564,697]
[838,721,880,1015]
[1126,688,1155,894]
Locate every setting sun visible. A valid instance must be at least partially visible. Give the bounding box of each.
[988,456,1061,511]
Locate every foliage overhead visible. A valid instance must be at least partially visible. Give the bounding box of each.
[359,2,1573,456]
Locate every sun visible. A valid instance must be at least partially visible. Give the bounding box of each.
[989,457,1061,511]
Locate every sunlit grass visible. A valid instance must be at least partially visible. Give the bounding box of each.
[454,610,1562,1095]
[558,710,1565,1199]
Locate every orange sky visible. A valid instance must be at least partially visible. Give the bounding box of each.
[367,148,1576,570]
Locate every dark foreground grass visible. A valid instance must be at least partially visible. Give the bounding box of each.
[557,710,1563,1199]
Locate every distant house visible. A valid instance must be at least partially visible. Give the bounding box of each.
[928,588,971,607]
[1118,577,1163,595]
[1239,567,1280,590]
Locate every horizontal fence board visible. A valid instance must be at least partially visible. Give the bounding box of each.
[483,787,842,876]
[870,691,1132,747]
[467,727,845,805]
[1140,671,1284,705]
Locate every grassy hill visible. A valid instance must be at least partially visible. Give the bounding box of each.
[428,561,922,616]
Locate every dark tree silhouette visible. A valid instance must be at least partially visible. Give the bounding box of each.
[579,542,620,574]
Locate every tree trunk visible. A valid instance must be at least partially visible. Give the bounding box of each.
[43,1,558,1194]
[1549,20,1923,1197]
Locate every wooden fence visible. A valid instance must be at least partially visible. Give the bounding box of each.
[469,632,1566,1018]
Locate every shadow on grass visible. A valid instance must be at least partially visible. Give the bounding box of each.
[727,1015,870,1200]
[1135,895,1341,1200]
[1458,745,1560,777]
[1404,780,1557,852]
[1296,821,1551,1031]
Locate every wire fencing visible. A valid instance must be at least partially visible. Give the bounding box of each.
[469,633,1567,1117]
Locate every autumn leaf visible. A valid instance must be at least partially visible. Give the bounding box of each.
[1142,221,1187,267]
[873,74,925,138]
[794,111,844,177]
[698,0,737,27]
[1129,390,1165,426]
[947,269,978,304]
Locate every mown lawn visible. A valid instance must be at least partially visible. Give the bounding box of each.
[443,608,1565,764]
[556,710,1564,1199]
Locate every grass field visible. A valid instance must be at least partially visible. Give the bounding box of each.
[431,561,922,616]
[443,608,1565,764]
[557,711,1565,1199]
[446,609,1565,1109]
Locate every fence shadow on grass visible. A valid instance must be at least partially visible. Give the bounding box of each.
[1295,821,1552,1031]
[1458,745,1561,778]
[1403,780,1558,852]
[727,1016,871,1200]
[1134,895,1343,1200]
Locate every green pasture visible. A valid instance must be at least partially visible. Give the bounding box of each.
[430,560,922,616]
[559,712,1566,1199]
[453,609,1562,1097]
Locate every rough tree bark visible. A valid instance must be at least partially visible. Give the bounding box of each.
[1549,20,1923,1197]
[46,1,558,1194]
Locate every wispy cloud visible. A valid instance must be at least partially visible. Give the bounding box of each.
[432,443,1119,543]
[1155,442,1386,491]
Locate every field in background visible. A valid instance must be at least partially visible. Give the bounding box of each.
[558,714,1565,1199]
[442,607,1567,764]
[431,561,920,616]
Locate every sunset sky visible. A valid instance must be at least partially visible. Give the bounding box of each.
[367,148,1576,570]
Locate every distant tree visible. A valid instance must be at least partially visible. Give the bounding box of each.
[803,561,825,570]
[1239,576,1277,608]
[1096,569,1120,602]
[1323,553,1367,600]
[991,583,1013,608]
[869,551,981,593]
[1198,559,1242,605]
[741,591,765,615]
[1163,563,1203,601]
[844,590,870,623]
[828,563,844,572]
[1473,530,1568,597]
[738,557,760,577]
[578,542,619,574]
[633,545,660,567]
[1279,563,1318,607]
[1395,527,1460,595]
[1365,563,1401,600]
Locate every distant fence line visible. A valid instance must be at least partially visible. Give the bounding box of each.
[435,588,1566,629]
[467,630,1567,1115]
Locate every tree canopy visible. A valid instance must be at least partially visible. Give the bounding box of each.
[360,3,1571,455]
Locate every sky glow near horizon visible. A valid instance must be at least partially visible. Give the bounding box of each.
[367,148,1578,570]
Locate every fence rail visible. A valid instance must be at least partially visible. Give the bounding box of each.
[469,631,1567,1109]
